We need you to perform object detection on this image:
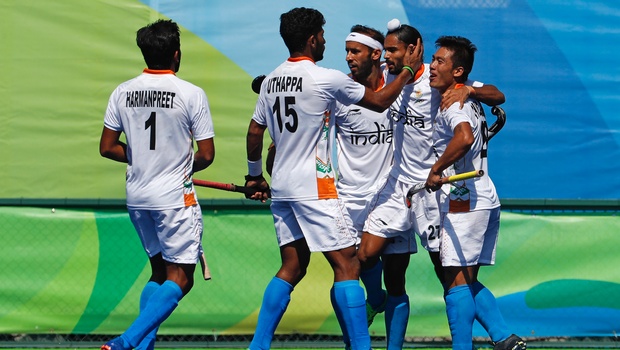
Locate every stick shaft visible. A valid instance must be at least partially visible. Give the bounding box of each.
[441,170,484,183]
[192,179,258,197]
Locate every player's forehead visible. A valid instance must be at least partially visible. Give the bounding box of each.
[433,47,454,61]
[383,34,406,50]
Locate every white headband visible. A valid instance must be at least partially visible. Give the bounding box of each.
[345,32,383,51]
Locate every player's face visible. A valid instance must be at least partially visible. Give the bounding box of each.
[429,47,456,92]
[312,30,326,62]
[383,34,407,75]
[345,41,374,81]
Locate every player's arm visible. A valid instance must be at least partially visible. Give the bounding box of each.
[192,138,215,173]
[426,122,474,191]
[99,126,128,163]
[357,39,423,112]
[245,119,270,202]
[440,84,505,110]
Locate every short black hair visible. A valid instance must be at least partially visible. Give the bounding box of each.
[435,36,477,81]
[280,7,325,54]
[386,24,422,46]
[136,19,180,70]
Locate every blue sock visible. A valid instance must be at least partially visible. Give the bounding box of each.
[330,286,350,349]
[384,294,409,350]
[360,259,385,309]
[249,277,293,350]
[333,280,370,350]
[445,284,475,350]
[472,281,510,343]
[135,281,160,350]
[121,280,183,348]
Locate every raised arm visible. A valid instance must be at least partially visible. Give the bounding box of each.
[357,39,423,112]
[440,83,506,110]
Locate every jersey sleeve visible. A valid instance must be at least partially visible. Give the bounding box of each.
[445,102,472,131]
[190,89,215,141]
[324,69,365,106]
[103,88,123,131]
[251,94,268,126]
[465,79,484,88]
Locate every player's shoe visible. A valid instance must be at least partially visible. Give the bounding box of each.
[493,334,526,350]
[101,336,131,350]
[366,290,388,326]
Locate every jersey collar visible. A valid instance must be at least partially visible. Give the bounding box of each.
[143,68,176,75]
[288,56,315,64]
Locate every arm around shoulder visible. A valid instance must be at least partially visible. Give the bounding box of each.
[473,84,505,106]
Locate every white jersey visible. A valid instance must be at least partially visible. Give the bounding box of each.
[433,99,500,212]
[104,69,215,210]
[385,64,484,184]
[335,87,393,197]
[252,57,366,201]
[386,64,440,183]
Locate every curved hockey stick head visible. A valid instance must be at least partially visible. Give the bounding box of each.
[488,106,506,140]
[251,75,266,94]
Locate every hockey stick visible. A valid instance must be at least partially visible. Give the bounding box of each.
[192,179,258,197]
[199,251,212,281]
[488,106,506,140]
[251,74,266,94]
[405,170,484,208]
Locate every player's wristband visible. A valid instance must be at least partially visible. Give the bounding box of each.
[402,65,415,77]
[247,158,263,177]
[466,85,476,96]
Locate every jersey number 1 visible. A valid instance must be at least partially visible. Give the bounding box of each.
[145,111,156,150]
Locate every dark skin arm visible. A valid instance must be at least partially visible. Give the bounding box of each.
[356,39,423,112]
[245,119,270,202]
[99,127,128,163]
[192,138,215,173]
[440,84,506,110]
[100,126,215,173]
[426,122,474,191]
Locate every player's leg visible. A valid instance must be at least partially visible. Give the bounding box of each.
[357,232,389,325]
[104,206,202,350]
[443,266,477,350]
[359,176,413,327]
[382,253,411,350]
[325,246,370,350]
[249,201,309,350]
[135,254,167,350]
[469,208,526,349]
[249,240,308,350]
[440,211,481,350]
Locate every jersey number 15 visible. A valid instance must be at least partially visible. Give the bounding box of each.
[273,96,298,133]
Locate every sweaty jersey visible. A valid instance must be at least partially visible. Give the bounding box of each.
[433,99,499,212]
[335,80,393,197]
[104,69,215,210]
[252,57,365,201]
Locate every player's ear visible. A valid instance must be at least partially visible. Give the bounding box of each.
[173,50,181,72]
[453,66,464,78]
[371,48,382,61]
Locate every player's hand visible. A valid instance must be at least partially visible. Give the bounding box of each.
[425,171,442,192]
[441,85,470,110]
[403,38,423,74]
[244,174,271,202]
